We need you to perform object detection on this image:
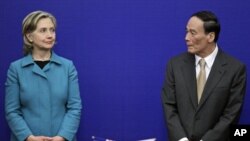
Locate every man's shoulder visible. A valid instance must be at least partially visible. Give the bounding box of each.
[219,50,245,67]
[169,52,193,62]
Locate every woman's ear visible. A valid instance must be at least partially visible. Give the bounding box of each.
[26,33,33,42]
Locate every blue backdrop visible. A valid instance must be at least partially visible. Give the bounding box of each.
[0,0,250,141]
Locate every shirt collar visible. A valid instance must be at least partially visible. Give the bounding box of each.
[195,45,218,69]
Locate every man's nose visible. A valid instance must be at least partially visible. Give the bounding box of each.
[185,33,190,42]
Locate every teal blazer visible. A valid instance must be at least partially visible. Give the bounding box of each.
[5,52,82,141]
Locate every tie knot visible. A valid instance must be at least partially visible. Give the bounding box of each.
[199,58,206,68]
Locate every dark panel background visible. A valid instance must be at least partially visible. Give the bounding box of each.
[0,0,249,140]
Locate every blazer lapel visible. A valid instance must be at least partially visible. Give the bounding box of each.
[197,50,227,109]
[32,64,48,79]
[181,53,198,108]
[21,54,48,79]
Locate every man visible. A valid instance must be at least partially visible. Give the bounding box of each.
[162,11,247,141]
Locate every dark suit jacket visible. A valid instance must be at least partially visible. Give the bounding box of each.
[162,49,247,141]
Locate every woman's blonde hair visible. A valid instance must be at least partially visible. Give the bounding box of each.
[22,10,57,55]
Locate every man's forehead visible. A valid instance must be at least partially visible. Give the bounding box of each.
[186,17,204,31]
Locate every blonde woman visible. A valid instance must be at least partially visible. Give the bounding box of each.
[5,11,82,141]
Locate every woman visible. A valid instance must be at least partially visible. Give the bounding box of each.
[5,11,82,141]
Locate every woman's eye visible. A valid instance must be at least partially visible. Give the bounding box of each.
[40,28,46,33]
[50,28,55,32]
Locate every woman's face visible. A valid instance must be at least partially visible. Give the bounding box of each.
[27,18,56,51]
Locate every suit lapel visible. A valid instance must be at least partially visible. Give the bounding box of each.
[181,53,198,108]
[197,50,227,110]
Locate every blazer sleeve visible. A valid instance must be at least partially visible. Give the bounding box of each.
[201,63,247,141]
[161,60,187,141]
[57,61,82,141]
[5,63,33,141]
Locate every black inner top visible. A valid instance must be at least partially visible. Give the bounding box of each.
[34,60,50,69]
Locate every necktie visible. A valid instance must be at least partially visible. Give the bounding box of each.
[197,58,206,103]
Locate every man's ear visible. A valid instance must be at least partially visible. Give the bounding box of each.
[207,32,215,43]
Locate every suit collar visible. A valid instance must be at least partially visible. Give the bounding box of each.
[197,49,227,109]
[181,49,227,109]
[195,46,218,69]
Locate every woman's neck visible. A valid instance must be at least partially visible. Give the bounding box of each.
[32,50,51,61]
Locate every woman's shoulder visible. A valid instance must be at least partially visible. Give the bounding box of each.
[9,55,31,67]
[51,52,74,66]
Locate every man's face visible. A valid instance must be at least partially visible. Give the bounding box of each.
[185,16,211,57]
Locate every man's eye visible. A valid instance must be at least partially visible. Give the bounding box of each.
[191,31,196,35]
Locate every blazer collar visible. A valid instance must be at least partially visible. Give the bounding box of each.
[20,51,63,79]
[21,51,62,68]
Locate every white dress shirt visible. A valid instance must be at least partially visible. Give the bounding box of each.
[195,45,218,79]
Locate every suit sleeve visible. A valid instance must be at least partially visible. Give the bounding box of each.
[5,63,33,141]
[161,60,187,141]
[57,61,82,141]
[201,63,247,141]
